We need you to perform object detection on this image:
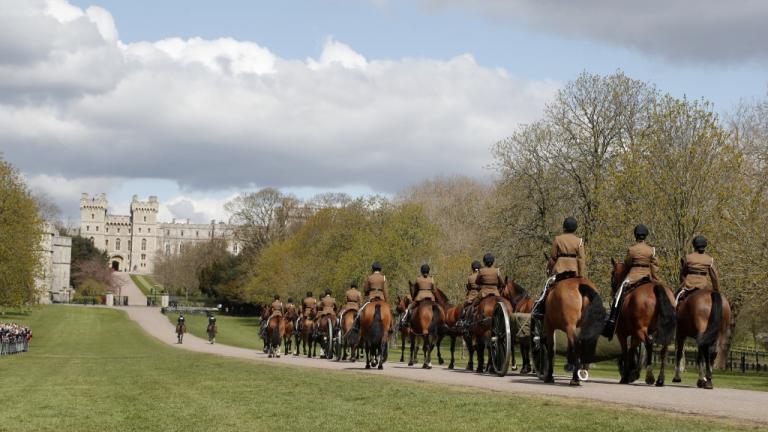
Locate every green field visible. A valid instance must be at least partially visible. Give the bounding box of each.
[0,306,762,432]
[165,312,768,392]
[129,274,160,297]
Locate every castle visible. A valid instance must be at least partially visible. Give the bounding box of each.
[79,193,239,274]
[37,222,72,303]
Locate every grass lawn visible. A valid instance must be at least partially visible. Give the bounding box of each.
[129,274,159,296]
[164,313,768,392]
[2,306,762,432]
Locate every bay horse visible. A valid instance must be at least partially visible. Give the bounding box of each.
[283,307,298,356]
[540,256,606,385]
[501,279,534,374]
[672,288,731,389]
[466,294,513,374]
[395,295,413,363]
[260,307,271,353]
[406,281,445,369]
[175,322,186,344]
[315,313,336,359]
[206,322,217,344]
[434,288,464,370]
[348,299,392,370]
[265,314,285,358]
[610,260,676,385]
[337,308,359,362]
[296,313,317,358]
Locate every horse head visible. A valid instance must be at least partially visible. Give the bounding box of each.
[610,257,627,296]
[396,294,410,314]
[433,287,450,309]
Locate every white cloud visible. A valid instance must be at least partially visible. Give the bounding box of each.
[423,0,768,63]
[1,0,558,219]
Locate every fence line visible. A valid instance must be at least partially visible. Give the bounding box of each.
[651,347,768,373]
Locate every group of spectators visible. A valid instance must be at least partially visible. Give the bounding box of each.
[0,323,31,356]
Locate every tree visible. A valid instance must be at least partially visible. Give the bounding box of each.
[0,156,44,307]
[69,235,108,288]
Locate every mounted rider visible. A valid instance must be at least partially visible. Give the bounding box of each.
[317,289,338,322]
[207,314,216,326]
[603,224,660,337]
[457,260,481,326]
[401,264,436,327]
[351,262,389,332]
[285,297,297,318]
[297,291,317,333]
[177,314,186,327]
[462,254,504,326]
[339,281,362,322]
[676,235,719,305]
[532,217,586,319]
[260,294,283,339]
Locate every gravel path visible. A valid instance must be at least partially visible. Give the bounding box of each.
[113,273,147,306]
[121,306,768,425]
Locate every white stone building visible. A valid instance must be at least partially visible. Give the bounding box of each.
[79,193,239,274]
[37,222,72,303]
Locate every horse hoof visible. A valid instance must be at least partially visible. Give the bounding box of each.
[544,376,555,384]
[645,376,655,385]
[438,359,444,365]
[672,377,682,383]
[655,379,665,387]
[619,378,629,384]
[703,380,713,390]
[511,365,518,371]
[569,379,581,387]
[696,379,706,388]
[465,363,473,371]
[448,363,454,370]
[408,362,414,367]
[378,364,383,370]
[520,366,531,375]
[475,367,483,374]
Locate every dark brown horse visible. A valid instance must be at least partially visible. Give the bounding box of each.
[395,295,413,363]
[406,282,445,369]
[206,322,217,344]
[348,299,392,370]
[610,260,676,385]
[434,288,464,370]
[467,294,513,374]
[501,279,534,374]
[175,322,186,344]
[283,307,298,356]
[540,256,606,385]
[265,314,285,358]
[336,308,359,362]
[297,313,316,357]
[673,288,731,389]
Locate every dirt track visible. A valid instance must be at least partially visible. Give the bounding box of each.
[121,306,768,425]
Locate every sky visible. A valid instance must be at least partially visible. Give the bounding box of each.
[1,0,766,224]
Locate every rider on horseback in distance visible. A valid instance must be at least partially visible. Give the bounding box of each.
[603,224,660,338]
[351,262,389,333]
[261,294,284,339]
[177,314,186,326]
[401,264,437,327]
[297,291,317,334]
[457,260,481,328]
[533,217,586,319]
[340,281,362,323]
[676,235,720,305]
[463,253,504,325]
[317,289,338,322]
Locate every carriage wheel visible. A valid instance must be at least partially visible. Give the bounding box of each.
[490,302,511,377]
[326,320,334,360]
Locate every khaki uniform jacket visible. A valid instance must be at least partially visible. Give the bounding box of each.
[550,233,586,277]
[624,241,660,283]
[344,288,362,311]
[681,253,719,291]
[413,275,436,302]
[465,271,479,304]
[364,271,389,302]
[476,267,503,298]
[317,295,337,317]
[285,303,297,317]
[302,297,317,317]
[270,300,283,318]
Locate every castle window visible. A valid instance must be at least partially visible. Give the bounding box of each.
[95,226,99,231]
[141,239,147,251]
[141,254,146,260]
[128,228,131,234]
[86,225,90,231]
[138,227,142,233]
[143,216,146,222]
[106,227,109,233]
[116,238,121,250]
[117,228,120,233]
[105,239,109,249]
[178,243,183,253]
[165,243,170,255]
[181,230,184,237]
[148,228,151,233]
[92,213,94,219]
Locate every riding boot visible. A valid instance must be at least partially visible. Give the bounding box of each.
[531,297,545,320]
[602,297,621,339]
[401,308,411,328]
[351,314,361,333]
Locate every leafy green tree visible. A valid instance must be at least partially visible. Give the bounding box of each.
[0,156,44,307]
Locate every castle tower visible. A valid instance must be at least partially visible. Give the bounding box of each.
[80,193,108,250]
[129,195,159,272]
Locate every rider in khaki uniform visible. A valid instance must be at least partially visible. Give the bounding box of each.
[402,264,436,326]
[677,235,719,304]
[269,295,284,319]
[533,217,586,318]
[352,262,389,332]
[297,291,317,333]
[457,260,481,326]
[476,254,504,299]
[317,289,338,321]
[285,298,297,317]
[343,282,362,313]
[604,224,660,337]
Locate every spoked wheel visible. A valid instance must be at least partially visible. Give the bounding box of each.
[490,302,511,377]
[326,320,334,360]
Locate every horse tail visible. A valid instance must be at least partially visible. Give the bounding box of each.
[429,303,441,336]
[653,284,676,346]
[698,291,722,347]
[369,304,384,349]
[577,283,607,361]
[270,320,281,347]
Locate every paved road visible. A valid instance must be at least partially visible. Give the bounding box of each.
[121,306,767,425]
[114,273,147,306]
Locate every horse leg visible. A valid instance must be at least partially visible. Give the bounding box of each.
[400,331,406,363]
[673,332,684,383]
[408,333,416,367]
[618,334,629,383]
[696,344,707,388]
[704,343,714,389]
[465,335,474,371]
[510,335,518,371]
[656,337,668,387]
[423,333,432,369]
[544,333,555,383]
[448,335,456,369]
[365,343,371,369]
[566,329,581,386]
[476,337,485,374]
[643,336,655,385]
[378,339,386,370]
[521,338,531,374]
[436,334,445,365]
